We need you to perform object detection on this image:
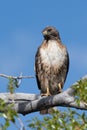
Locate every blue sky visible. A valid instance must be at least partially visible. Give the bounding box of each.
[0,0,87,129]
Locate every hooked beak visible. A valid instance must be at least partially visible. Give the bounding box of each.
[42,30,48,36]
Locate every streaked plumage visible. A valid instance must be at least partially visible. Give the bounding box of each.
[35,26,69,113]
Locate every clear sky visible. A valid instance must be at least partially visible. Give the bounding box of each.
[0,0,87,129]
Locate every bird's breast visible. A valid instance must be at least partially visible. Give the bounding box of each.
[40,40,67,67]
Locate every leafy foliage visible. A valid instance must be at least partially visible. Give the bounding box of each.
[7,78,18,94]
[0,99,18,130]
[28,109,87,130]
[72,78,87,105]
[0,78,18,130]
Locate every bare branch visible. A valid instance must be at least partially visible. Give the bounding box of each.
[0,73,34,87]
[0,73,34,79]
[0,87,87,115]
[17,117,26,130]
[0,75,87,115]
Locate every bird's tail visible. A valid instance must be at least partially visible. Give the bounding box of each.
[40,109,48,114]
[40,107,55,114]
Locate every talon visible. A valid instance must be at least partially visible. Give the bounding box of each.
[41,93,49,96]
[41,86,51,96]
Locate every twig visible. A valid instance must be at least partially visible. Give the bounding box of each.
[0,73,34,87]
[0,74,34,79]
[17,117,26,130]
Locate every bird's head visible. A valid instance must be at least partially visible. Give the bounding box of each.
[42,26,61,41]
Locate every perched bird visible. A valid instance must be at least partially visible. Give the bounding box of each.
[35,26,69,114]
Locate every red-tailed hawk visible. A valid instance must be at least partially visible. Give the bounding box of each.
[35,26,69,114]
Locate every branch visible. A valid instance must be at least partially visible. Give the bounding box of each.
[0,73,34,87]
[0,75,87,115]
[0,88,87,115]
[0,73,34,79]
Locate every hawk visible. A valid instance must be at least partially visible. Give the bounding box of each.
[35,26,69,114]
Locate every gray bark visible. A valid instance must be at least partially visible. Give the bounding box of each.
[0,87,87,115]
[0,75,87,115]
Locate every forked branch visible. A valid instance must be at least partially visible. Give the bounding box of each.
[0,74,87,115]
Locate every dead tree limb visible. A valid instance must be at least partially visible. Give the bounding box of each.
[0,75,87,115]
[0,87,87,115]
[0,73,34,79]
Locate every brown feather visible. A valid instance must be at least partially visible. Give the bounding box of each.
[35,26,69,114]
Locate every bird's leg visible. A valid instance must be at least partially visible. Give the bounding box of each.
[41,86,51,96]
[58,83,62,93]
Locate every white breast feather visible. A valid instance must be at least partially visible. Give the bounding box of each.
[40,40,66,67]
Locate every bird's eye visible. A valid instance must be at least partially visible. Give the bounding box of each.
[47,29,52,32]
